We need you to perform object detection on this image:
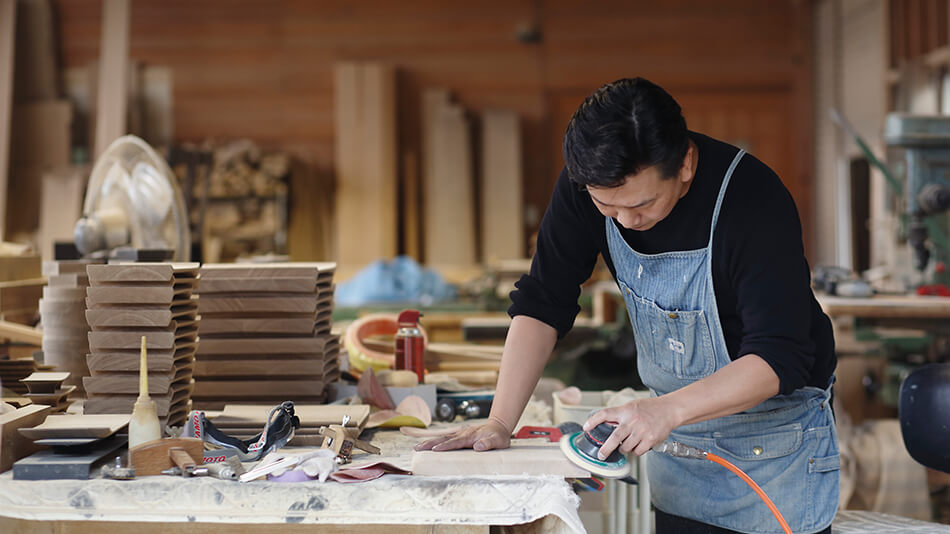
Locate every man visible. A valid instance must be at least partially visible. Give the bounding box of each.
[416,78,838,534]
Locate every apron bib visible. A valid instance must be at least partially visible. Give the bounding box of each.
[605,149,839,534]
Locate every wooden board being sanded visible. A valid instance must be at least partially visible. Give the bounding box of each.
[411,441,590,478]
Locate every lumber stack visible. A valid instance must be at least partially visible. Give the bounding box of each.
[0,357,39,394]
[192,262,340,409]
[40,260,101,393]
[83,263,199,427]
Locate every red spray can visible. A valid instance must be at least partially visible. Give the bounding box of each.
[394,309,425,382]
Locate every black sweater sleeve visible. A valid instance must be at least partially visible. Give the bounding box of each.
[718,156,819,394]
[508,168,601,338]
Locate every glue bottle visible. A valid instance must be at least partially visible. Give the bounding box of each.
[394,309,425,382]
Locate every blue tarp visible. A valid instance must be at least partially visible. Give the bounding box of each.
[335,256,456,307]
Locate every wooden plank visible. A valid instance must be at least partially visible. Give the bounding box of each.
[18,413,129,440]
[194,359,330,377]
[38,167,86,262]
[88,325,197,351]
[86,285,191,306]
[0,319,42,345]
[333,61,398,276]
[193,379,325,398]
[198,317,316,335]
[0,404,50,472]
[94,0,131,158]
[424,94,476,267]
[199,262,336,278]
[87,262,199,283]
[83,373,176,395]
[198,296,317,314]
[0,0,14,241]
[85,307,190,328]
[411,442,589,477]
[481,109,524,261]
[86,343,195,373]
[197,335,338,355]
[198,276,317,294]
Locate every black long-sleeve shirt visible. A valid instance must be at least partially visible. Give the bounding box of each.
[509,132,835,395]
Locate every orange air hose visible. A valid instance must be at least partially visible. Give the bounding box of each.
[705,452,793,534]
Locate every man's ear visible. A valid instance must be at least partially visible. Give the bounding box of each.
[678,145,694,183]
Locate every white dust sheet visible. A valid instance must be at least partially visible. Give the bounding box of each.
[0,425,584,533]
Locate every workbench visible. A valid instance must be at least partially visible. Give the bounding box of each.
[0,426,586,533]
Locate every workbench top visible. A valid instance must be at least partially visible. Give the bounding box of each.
[0,426,585,533]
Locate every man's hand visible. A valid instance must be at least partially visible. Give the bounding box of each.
[583,397,680,459]
[413,418,511,452]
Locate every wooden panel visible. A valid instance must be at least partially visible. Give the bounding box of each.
[192,379,325,398]
[424,94,476,266]
[193,359,329,377]
[93,0,130,157]
[411,442,589,477]
[481,109,524,261]
[198,296,317,314]
[197,276,316,293]
[333,62,398,278]
[0,0,14,241]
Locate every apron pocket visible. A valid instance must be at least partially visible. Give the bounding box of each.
[714,423,803,461]
[619,280,715,381]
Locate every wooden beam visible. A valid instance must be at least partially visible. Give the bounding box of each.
[0,319,43,345]
[0,0,15,241]
[94,0,131,158]
[480,109,524,262]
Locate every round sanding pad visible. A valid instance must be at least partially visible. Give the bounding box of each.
[559,431,631,478]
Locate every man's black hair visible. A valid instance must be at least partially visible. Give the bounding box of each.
[563,77,689,187]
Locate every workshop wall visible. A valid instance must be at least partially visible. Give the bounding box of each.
[54,0,814,259]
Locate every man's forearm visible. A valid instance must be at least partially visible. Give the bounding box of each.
[664,353,780,428]
[487,315,558,433]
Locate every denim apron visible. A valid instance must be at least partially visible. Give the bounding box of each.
[605,149,839,534]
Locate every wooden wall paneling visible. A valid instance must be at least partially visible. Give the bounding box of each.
[480,109,524,261]
[93,0,130,158]
[0,0,14,241]
[402,150,421,259]
[424,92,477,268]
[333,62,397,279]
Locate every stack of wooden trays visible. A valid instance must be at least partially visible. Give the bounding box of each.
[82,263,199,427]
[39,260,102,393]
[193,262,339,410]
[21,371,74,412]
[0,357,40,394]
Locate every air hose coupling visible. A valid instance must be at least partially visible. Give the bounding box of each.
[654,441,707,460]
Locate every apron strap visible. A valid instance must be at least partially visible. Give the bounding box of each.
[707,148,746,248]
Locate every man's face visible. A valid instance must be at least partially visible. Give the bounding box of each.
[586,153,694,231]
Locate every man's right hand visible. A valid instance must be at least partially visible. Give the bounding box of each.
[412,418,511,452]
